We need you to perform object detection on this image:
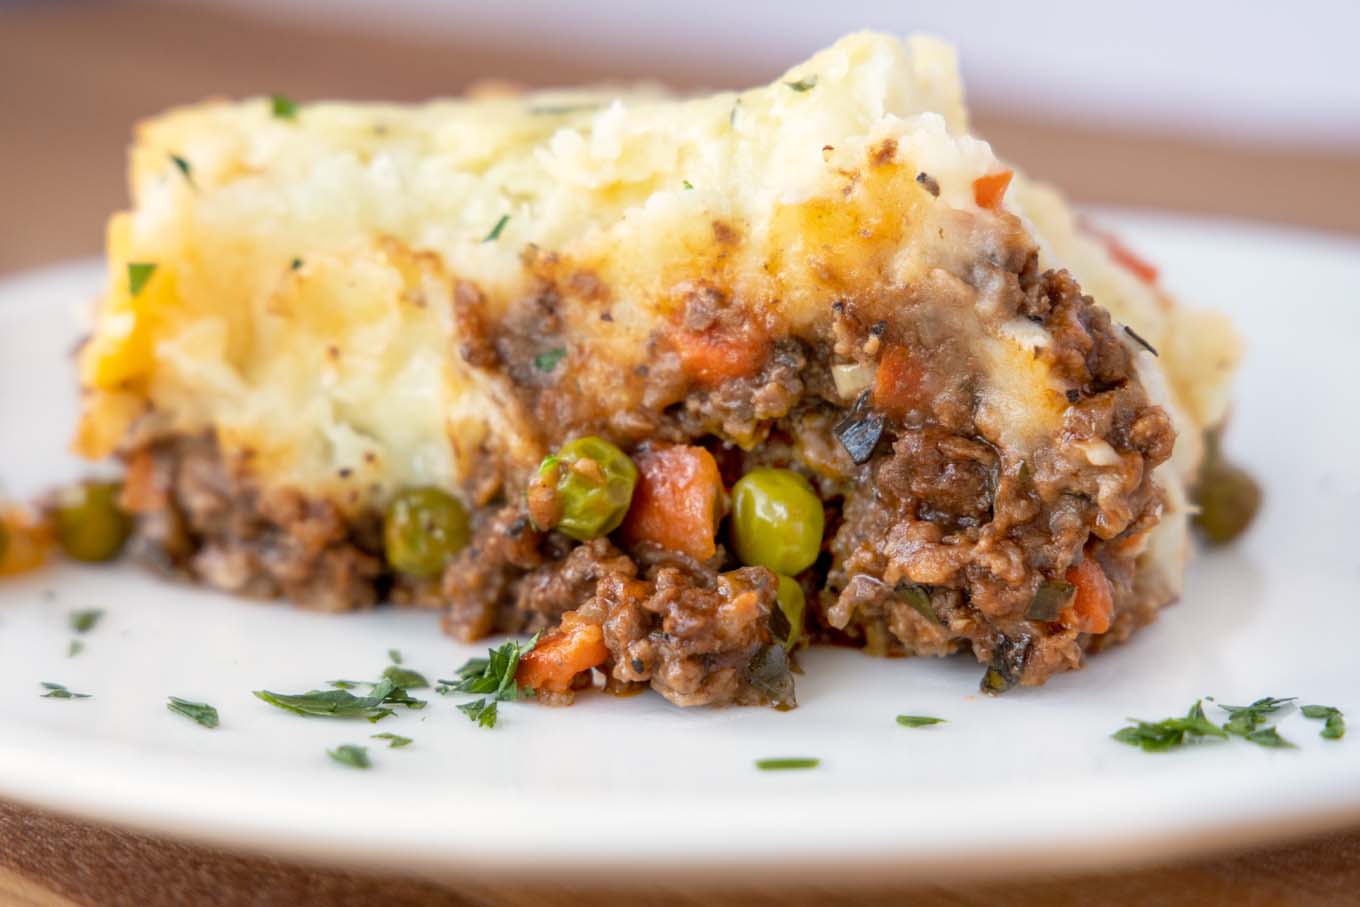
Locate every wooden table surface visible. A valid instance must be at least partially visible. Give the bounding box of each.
[2,2,1358,904]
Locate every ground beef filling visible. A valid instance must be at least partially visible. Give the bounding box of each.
[119,437,384,613]
[119,231,1176,704]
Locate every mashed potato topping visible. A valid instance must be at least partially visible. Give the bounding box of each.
[77,32,1234,608]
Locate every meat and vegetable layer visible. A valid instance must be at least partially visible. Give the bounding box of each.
[74,32,1241,706]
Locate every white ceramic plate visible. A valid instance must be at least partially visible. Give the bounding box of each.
[1,212,1357,886]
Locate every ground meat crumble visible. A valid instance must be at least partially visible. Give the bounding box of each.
[117,204,1177,706]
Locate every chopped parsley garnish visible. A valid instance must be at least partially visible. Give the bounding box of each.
[482,214,510,243]
[127,263,157,297]
[69,609,104,633]
[388,648,402,664]
[328,679,362,690]
[371,732,413,749]
[1302,705,1345,740]
[785,75,818,93]
[896,715,946,728]
[458,698,499,728]
[170,154,195,187]
[1112,700,1227,752]
[1242,726,1295,749]
[1214,696,1295,737]
[253,678,423,723]
[167,696,219,729]
[67,640,83,658]
[533,347,567,372]
[271,94,299,120]
[527,102,600,116]
[290,257,303,271]
[755,757,820,771]
[729,99,740,127]
[328,744,370,769]
[381,665,429,689]
[40,682,91,700]
[682,179,695,190]
[438,634,539,701]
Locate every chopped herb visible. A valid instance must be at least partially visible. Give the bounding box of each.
[1123,325,1159,356]
[833,391,884,464]
[1026,581,1075,621]
[533,347,567,372]
[371,732,413,748]
[527,102,600,116]
[729,99,740,127]
[785,76,818,93]
[682,179,695,190]
[170,154,195,187]
[127,263,157,297]
[69,609,104,634]
[328,679,362,690]
[327,744,370,769]
[438,634,539,702]
[270,94,299,120]
[1112,700,1227,752]
[755,757,819,771]
[1302,705,1345,740]
[387,648,402,664]
[289,257,303,271]
[458,697,499,728]
[744,644,795,708]
[167,696,219,728]
[40,682,91,700]
[67,640,83,658]
[253,678,420,722]
[1243,726,1295,749]
[482,214,510,243]
[896,584,940,627]
[915,171,940,197]
[381,665,429,690]
[896,715,946,728]
[1214,696,1296,737]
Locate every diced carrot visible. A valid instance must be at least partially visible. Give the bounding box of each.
[673,324,769,385]
[119,447,165,513]
[0,507,53,577]
[1059,557,1114,635]
[516,611,609,694]
[972,170,1013,210]
[1080,220,1160,284]
[872,345,929,416]
[621,445,725,561]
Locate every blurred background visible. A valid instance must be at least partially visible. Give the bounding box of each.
[3,0,1358,276]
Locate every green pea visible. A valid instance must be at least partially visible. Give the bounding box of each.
[774,574,805,650]
[729,468,824,575]
[53,480,130,563]
[383,487,470,578]
[1194,460,1261,545]
[534,436,637,542]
